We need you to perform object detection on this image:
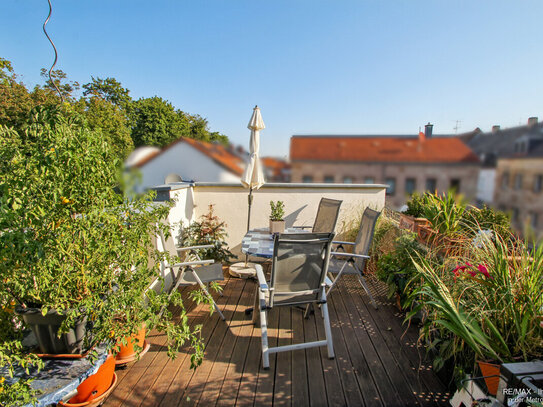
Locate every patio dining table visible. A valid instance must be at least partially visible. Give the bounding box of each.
[241,227,302,259]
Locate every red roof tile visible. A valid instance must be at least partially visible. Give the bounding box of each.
[290,136,480,164]
[135,138,244,176]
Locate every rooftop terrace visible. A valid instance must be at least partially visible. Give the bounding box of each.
[103,273,450,406]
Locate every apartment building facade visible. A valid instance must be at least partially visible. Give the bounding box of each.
[290,125,480,209]
[494,146,543,241]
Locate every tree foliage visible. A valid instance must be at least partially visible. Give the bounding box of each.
[0,57,230,159]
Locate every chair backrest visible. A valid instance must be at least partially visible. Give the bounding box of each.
[353,207,381,269]
[269,232,334,307]
[312,198,342,233]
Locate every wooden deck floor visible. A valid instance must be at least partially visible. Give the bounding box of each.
[102,273,451,407]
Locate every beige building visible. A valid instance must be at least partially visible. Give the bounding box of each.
[494,156,543,241]
[290,126,480,209]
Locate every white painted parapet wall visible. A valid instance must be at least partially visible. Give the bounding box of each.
[153,182,387,258]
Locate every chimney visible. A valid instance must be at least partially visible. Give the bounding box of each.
[492,125,500,134]
[424,123,433,139]
[528,117,538,127]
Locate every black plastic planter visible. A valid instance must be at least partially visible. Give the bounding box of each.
[16,307,87,354]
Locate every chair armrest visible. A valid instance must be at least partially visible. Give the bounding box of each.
[254,264,269,291]
[177,244,214,251]
[330,252,370,260]
[171,259,214,268]
[292,225,312,229]
[332,240,355,245]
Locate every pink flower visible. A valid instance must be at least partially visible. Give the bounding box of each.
[467,269,477,277]
[452,265,466,276]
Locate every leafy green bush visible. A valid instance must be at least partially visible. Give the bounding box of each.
[402,192,426,218]
[182,204,234,264]
[423,191,467,235]
[375,232,424,303]
[461,205,511,240]
[0,108,205,404]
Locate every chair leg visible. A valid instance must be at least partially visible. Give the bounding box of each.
[357,273,378,310]
[326,261,349,296]
[321,291,335,359]
[259,293,270,369]
[191,270,226,320]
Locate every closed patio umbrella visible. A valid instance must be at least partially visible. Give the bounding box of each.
[241,105,266,231]
[230,106,266,278]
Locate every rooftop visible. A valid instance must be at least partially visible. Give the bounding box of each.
[290,135,479,164]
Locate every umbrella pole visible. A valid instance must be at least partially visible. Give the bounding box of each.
[245,187,254,267]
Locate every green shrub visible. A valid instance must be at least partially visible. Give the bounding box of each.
[402,192,426,218]
[182,204,234,264]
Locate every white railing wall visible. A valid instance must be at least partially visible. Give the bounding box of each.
[153,182,387,258]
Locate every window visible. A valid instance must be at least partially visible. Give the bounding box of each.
[534,175,543,193]
[514,174,523,190]
[405,178,416,195]
[450,178,461,192]
[502,172,510,188]
[426,178,437,192]
[530,212,539,229]
[512,207,520,223]
[385,178,396,196]
[343,176,353,184]
[323,175,335,183]
[302,175,313,183]
[364,177,375,184]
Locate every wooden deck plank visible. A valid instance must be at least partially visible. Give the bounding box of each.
[303,306,328,407]
[214,281,258,406]
[197,279,253,406]
[315,304,349,407]
[177,277,246,406]
[291,307,310,407]
[330,282,383,407]
[103,274,450,407]
[157,277,240,406]
[273,306,293,406]
[338,277,422,406]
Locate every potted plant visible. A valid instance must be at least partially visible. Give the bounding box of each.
[400,193,430,232]
[269,201,285,234]
[182,204,234,266]
[409,232,543,394]
[0,108,206,404]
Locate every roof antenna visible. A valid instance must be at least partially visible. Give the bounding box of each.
[43,0,63,103]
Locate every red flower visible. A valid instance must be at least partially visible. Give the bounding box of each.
[477,264,492,279]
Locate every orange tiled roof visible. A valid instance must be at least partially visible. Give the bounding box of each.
[135,138,244,176]
[290,136,480,164]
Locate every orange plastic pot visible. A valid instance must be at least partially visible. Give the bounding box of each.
[115,326,146,361]
[67,354,115,404]
[58,372,117,407]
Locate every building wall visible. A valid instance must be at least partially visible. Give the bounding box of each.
[290,161,479,209]
[494,158,543,240]
[139,143,241,189]
[156,182,387,258]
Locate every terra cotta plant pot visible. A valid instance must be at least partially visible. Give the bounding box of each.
[58,372,117,407]
[67,353,115,403]
[399,214,416,232]
[115,326,146,361]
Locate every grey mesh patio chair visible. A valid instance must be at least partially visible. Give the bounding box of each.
[294,198,342,233]
[158,228,225,320]
[254,232,335,369]
[326,207,381,309]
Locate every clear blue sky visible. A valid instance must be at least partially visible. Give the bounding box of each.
[2,0,542,157]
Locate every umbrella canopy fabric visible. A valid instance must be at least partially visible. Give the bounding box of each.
[241,106,266,189]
